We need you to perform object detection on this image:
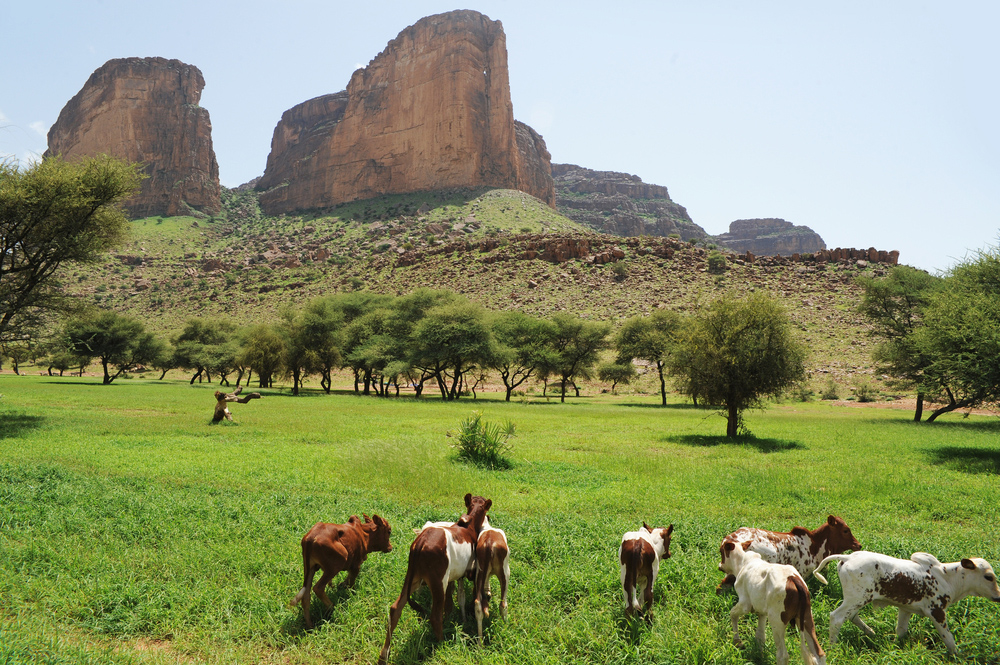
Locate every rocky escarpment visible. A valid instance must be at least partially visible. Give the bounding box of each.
[45,57,220,218]
[551,163,707,240]
[258,10,554,215]
[713,218,826,256]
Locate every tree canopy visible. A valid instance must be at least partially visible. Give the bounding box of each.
[0,155,142,341]
[917,247,1000,421]
[669,293,806,437]
[856,265,942,420]
[64,311,164,384]
[614,309,683,406]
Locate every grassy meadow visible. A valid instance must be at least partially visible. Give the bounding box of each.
[1,373,999,664]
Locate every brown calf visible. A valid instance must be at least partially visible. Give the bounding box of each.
[473,517,510,642]
[378,493,492,665]
[291,514,392,629]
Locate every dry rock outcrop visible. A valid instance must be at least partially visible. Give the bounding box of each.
[45,57,221,218]
[258,10,553,215]
[551,163,707,239]
[713,218,826,256]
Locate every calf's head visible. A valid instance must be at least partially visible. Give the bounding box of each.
[960,558,1000,601]
[818,515,862,554]
[361,514,393,553]
[719,539,754,575]
[643,522,673,559]
[456,493,492,533]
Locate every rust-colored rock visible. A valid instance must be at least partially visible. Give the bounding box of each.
[46,57,221,218]
[258,10,553,214]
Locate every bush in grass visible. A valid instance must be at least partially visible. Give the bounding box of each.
[821,377,840,400]
[706,250,728,274]
[449,411,515,470]
[853,379,878,402]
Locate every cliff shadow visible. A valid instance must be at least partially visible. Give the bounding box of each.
[314,187,498,224]
[925,446,1000,475]
[667,434,804,453]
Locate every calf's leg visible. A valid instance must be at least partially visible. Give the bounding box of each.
[895,609,912,638]
[730,598,751,647]
[770,618,789,665]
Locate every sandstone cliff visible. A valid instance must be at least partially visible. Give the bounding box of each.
[551,163,707,239]
[258,10,553,215]
[713,218,826,256]
[46,57,221,218]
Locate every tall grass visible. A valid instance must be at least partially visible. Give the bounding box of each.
[1,375,998,664]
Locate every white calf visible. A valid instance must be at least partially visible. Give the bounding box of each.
[814,551,1000,655]
[721,540,826,665]
[618,523,673,616]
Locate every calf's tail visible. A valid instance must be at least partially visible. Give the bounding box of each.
[812,554,851,585]
[621,541,641,612]
[788,576,826,665]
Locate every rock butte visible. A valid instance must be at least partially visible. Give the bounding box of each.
[46,57,221,218]
[257,10,554,215]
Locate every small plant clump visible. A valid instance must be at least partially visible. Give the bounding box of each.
[821,377,840,400]
[853,379,878,403]
[706,250,727,274]
[449,411,515,470]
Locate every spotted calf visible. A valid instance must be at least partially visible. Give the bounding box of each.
[814,551,1000,655]
[619,523,673,616]
[718,515,861,591]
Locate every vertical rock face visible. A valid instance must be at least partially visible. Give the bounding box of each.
[551,163,707,239]
[46,57,221,218]
[258,10,553,215]
[713,218,827,256]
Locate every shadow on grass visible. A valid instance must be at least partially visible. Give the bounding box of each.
[925,446,1000,475]
[667,434,804,453]
[0,412,44,440]
[620,402,704,410]
[281,585,352,635]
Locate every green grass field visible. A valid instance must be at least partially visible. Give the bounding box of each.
[1,374,998,664]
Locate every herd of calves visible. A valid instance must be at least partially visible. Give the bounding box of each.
[290,494,1000,665]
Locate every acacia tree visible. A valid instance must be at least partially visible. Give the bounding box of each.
[238,324,285,388]
[614,309,683,406]
[669,293,806,438]
[490,311,557,401]
[917,246,1000,421]
[545,314,610,403]
[173,318,238,384]
[409,299,493,400]
[856,265,942,421]
[0,155,141,341]
[64,311,165,384]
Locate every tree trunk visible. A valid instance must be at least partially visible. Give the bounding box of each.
[101,359,112,385]
[292,367,301,395]
[727,402,739,438]
[560,377,567,403]
[926,396,976,422]
[159,368,168,380]
[657,361,667,406]
[914,392,924,422]
[190,368,202,385]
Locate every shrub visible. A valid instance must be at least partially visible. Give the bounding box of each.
[707,250,727,274]
[611,262,628,281]
[792,383,814,402]
[853,379,878,403]
[820,377,840,400]
[449,411,515,470]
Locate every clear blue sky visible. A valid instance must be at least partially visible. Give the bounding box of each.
[3,1,997,272]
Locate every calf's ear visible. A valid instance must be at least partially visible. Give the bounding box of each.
[723,541,736,553]
[483,499,493,512]
[363,513,372,523]
[464,493,473,510]
[741,540,753,551]
[828,515,838,525]
[665,524,674,536]
[961,558,976,570]
[643,522,652,532]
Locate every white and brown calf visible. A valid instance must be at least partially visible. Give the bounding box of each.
[473,518,510,642]
[618,523,673,616]
[718,515,861,591]
[721,540,827,665]
[378,494,492,665]
[814,551,1000,655]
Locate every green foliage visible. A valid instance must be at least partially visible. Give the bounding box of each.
[238,324,285,388]
[545,313,611,402]
[610,262,628,281]
[614,309,683,405]
[918,246,1000,420]
[63,311,164,384]
[449,411,515,469]
[821,377,840,400]
[670,293,807,437]
[853,378,878,402]
[706,250,727,274]
[490,311,558,401]
[0,155,142,340]
[597,361,637,393]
